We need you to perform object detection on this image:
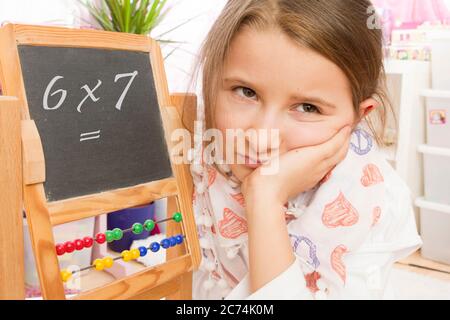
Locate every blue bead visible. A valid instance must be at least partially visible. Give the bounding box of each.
[169,237,177,247]
[161,239,171,249]
[175,235,184,244]
[139,246,148,257]
[150,242,160,252]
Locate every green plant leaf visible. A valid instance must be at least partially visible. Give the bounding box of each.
[81,0,114,31]
[135,0,149,34]
[142,0,165,33]
[123,0,131,33]
[81,0,196,62]
[105,0,124,31]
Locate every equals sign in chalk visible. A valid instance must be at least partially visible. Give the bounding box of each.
[80,130,101,142]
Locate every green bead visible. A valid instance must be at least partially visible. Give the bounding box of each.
[112,228,123,240]
[173,212,182,223]
[144,219,155,232]
[105,230,114,243]
[132,223,144,235]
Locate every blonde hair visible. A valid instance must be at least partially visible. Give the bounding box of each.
[186,0,393,147]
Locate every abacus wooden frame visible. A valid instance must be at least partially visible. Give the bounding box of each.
[0,24,200,300]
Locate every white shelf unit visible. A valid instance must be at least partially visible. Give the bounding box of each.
[383,59,431,221]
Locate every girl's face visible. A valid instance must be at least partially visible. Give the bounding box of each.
[214,27,363,181]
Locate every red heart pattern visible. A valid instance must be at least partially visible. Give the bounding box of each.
[361,164,384,187]
[322,192,359,228]
[207,166,217,187]
[304,271,321,293]
[331,245,348,284]
[219,208,248,239]
[372,206,381,227]
[231,193,246,207]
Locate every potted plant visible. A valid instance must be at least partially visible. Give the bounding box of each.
[81,0,196,59]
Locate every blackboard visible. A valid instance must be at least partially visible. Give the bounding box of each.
[18,45,173,202]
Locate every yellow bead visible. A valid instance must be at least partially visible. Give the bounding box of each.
[130,248,140,260]
[93,258,105,271]
[60,269,72,283]
[103,257,114,268]
[121,250,132,262]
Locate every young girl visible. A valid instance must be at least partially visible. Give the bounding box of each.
[188,0,422,300]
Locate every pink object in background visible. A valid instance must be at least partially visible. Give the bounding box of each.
[372,0,450,26]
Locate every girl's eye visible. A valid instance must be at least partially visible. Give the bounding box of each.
[234,87,257,100]
[294,103,320,114]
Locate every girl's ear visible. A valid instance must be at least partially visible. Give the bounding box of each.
[358,98,378,120]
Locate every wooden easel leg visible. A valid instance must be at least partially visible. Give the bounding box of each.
[165,195,192,300]
[177,271,193,300]
[0,97,25,299]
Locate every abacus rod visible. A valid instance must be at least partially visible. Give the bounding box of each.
[69,235,186,276]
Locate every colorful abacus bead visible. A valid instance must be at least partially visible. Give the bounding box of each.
[83,237,94,248]
[144,219,155,232]
[64,241,75,253]
[74,239,84,251]
[169,237,177,247]
[138,246,147,257]
[112,228,123,241]
[173,212,182,223]
[103,257,114,268]
[56,244,65,256]
[105,230,114,243]
[175,235,184,244]
[61,269,72,282]
[150,242,160,252]
[93,259,105,271]
[121,250,132,262]
[130,248,141,260]
[132,223,144,235]
[95,233,106,244]
[161,239,171,249]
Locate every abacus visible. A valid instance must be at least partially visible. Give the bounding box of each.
[0,24,200,300]
[57,212,184,283]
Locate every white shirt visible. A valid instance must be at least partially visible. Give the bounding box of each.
[192,129,422,300]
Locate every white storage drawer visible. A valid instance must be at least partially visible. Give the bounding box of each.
[422,90,450,149]
[418,145,450,206]
[416,198,450,265]
[429,31,450,91]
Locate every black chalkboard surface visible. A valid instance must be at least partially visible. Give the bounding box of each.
[18,45,173,202]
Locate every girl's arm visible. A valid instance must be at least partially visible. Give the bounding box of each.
[246,195,294,293]
[241,126,351,295]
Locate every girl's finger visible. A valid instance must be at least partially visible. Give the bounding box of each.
[325,142,350,169]
[321,125,352,159]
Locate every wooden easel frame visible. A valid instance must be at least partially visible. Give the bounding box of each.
[0,96,24,299]
[0,24,200,300]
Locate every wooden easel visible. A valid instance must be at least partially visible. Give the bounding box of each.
[0,96,24,299]
[0,24,200,300]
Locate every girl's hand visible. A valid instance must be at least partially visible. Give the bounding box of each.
[241,126,352,209]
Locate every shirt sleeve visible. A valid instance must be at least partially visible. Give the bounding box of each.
[225,255,314,300]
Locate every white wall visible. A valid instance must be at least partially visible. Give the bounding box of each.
[0,0,227,93]
[0,0,81,26]
[150,0,227,93]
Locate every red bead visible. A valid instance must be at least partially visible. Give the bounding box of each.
[55,244,65,256]
[95,233,106,244]
[74,239,84,250]
[64,241,75,253]
[83,236,94,248]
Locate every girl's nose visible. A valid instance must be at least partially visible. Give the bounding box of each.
[247,108,282,157]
